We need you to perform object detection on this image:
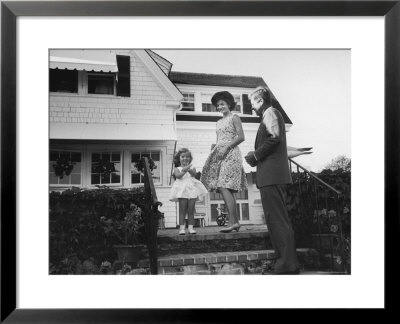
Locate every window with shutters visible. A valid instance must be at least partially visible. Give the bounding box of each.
[88,72,115,95]
[116,55,130,97]
[49,54,130,97]
[49,69,78,93]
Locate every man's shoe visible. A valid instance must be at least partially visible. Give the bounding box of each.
[263,268,300,275]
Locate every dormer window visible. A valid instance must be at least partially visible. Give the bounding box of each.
[88,72,115,95]
[49,69,78,93]
[49,50,131,97]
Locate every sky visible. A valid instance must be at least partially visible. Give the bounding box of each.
[154,49,351,172]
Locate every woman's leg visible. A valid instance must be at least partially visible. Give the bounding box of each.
[218,188,239,226]
[187,199,196,226]
[178,198,188,225]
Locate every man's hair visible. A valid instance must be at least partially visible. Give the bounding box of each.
[248,86,272,107]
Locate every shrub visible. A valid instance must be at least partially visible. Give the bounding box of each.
[49,187,147,274]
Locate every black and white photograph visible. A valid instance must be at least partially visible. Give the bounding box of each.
[48,49,351,276]
[2,2,394,316]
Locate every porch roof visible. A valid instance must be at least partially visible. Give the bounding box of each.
[49,50,118,72]
[50,123,177,141]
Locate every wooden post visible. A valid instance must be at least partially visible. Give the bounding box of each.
[143,157,160,275]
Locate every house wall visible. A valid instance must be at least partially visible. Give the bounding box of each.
[49,50,174,127]
[49,50,180,226]
[173,120,266,226]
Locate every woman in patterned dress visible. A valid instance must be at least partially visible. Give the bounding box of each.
[200,91,248,233]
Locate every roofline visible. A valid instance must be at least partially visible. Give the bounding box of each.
[135,50,183,103]
[145,49,173,68]
[170,71,266,80]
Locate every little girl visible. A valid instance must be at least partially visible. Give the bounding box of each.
[169,148,208,235]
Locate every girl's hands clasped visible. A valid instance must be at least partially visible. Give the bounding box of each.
[181,164,192,172]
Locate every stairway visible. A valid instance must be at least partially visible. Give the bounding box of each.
[134,225,342,275]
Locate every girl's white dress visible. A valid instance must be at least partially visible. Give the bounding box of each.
[169,167,208,202]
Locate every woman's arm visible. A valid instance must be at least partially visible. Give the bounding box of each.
[218,115,245,159]
[230,114,245,148]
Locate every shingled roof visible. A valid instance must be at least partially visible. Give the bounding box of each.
[169,71,292,124]
[169,71,268,88]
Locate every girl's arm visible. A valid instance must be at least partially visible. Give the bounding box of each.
[173,165,192,179]
[187,167,197,177]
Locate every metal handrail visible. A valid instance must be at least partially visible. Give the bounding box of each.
[288,158,350,274]
[289,158,342,196]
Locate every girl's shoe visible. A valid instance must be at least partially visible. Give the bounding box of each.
[220,223,240,233]
[178,225,186,235]
[188,225,197,234]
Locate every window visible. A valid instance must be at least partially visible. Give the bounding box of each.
[91,152,121,185]
[130,151,161,185]
[210,190,249,222]
[181,92,195,111]
[210,190,248,201]
[88,73,115,95]
[49,151,82,185]
[116,55,130,97]
[201,93,216,112]
[242,94,254,115]
[49,69,78,93]
[210,203,249,222]
[201,93,243,113]
[232,94,241,112]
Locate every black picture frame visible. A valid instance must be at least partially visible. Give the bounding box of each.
[1,0,398,321]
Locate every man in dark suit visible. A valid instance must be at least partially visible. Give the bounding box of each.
[245,86,299,275]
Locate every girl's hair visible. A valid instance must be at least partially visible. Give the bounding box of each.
[173,148,193,167]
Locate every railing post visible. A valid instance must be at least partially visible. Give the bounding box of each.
[143,157,160,275]
[335,194,348,273]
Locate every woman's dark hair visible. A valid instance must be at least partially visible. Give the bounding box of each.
[173,148,193,167]
[211,91,236,111]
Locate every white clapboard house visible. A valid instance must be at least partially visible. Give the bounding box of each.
[49,49,292,228]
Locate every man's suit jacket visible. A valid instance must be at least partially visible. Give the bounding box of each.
[254,106,292,188]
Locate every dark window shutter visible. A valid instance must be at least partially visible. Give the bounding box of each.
[49,69,78,93]
[116,55,130,97]
[242,94,253,115]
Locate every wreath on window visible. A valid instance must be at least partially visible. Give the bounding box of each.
[52,157,75,179]
[92,159,117,180]
[134,157,157,174]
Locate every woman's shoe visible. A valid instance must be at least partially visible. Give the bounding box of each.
[220,224,240,233]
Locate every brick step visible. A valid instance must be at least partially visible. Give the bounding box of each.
[157,225,271,256]
[134,248,329,275]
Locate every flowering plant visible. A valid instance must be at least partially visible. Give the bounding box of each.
[101,203,145,245]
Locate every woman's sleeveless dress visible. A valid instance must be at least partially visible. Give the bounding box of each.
[169,167,208,202]
[200,114,248,192]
